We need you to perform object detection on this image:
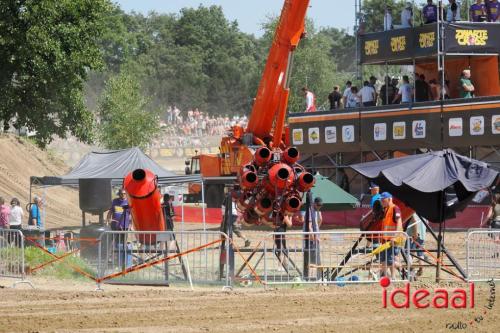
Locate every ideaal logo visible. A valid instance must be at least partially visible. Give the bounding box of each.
[455,29,488,46]
[380,277,496,330]
[380,277,475,309]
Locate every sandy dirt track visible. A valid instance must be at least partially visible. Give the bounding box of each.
[0,277,497,333]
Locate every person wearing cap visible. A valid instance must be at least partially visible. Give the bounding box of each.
[378,192,403,279]
[106,189,130,231]
[401,2,413,28]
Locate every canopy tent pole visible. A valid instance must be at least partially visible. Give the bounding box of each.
[385,61,389,105]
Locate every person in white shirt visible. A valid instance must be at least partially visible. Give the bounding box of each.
[446,0,462,21]
[384,6,394,30]
[8,197,23,230]
[401,3,413,27]
[393,75,413,104]
[342,81,353,107]
[346,86,361,108]
[358,81,376,107]
[302,87,317,112]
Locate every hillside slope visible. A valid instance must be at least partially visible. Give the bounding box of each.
[0,135,81,229]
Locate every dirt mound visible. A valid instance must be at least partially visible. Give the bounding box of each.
[0,134,80,229]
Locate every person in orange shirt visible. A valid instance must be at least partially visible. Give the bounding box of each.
[378,192,403,279]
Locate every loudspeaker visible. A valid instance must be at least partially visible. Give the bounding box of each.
[79,179,112,214]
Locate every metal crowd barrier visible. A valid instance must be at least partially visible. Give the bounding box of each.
[466,229,500,282]
[0,229,33,288]
[96,231,229,289]
[260,231,411,285]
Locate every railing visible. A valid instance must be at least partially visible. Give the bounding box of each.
[96,231,230,289]
[235,231,411,285]
[0,229,33,288]
[466,229,500,282]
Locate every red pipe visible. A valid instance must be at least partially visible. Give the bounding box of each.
[123,169,165,242]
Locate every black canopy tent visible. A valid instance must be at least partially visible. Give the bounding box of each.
[30,147,203,228]
[31,147,202,186]
[350,149,499,281]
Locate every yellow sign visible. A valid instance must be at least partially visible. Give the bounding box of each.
[391,36,406,52]
[364,40,379,56]
[455,29,488,46]
[419,32,435,48]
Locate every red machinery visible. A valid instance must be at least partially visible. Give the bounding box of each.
[123,169,165,239]
[187,0,313,224]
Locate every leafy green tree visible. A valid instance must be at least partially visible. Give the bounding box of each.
[0,0,111,147]
[97,72,160,149]
[362,0,405,33]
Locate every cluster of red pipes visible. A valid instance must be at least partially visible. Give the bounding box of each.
[234,146,315,225]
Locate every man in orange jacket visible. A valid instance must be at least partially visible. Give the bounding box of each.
[378,192,403,279]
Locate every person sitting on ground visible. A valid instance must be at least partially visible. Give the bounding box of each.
[358,81,377,107]
[392,75,413,104]
[378,192,403,279]
[8,198,23,231]
[470,0,487,21]
[423,0,438,23]
[459,69,475,98]
[0,197,10,229]
[328,85,342,110]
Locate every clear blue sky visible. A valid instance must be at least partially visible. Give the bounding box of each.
[114,0,358,36]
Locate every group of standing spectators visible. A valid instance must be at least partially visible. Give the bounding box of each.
[325,68,475,111]
[384,0,499,31]
[0,196,43,230]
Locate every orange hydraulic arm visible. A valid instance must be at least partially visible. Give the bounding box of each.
[246,0,310,146]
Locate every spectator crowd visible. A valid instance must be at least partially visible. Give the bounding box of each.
[150,106,248,149]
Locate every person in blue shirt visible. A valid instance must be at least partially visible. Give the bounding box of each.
[370,185,381,208]
[29,196,43,228]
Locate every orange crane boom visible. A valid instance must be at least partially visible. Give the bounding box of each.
[246,0,310,145]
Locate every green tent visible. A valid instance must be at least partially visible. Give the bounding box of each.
[302,173,359,211]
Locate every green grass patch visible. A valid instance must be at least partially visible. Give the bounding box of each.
[0,246,97,280]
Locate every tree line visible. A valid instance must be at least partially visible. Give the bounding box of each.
[4,0,399,149]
